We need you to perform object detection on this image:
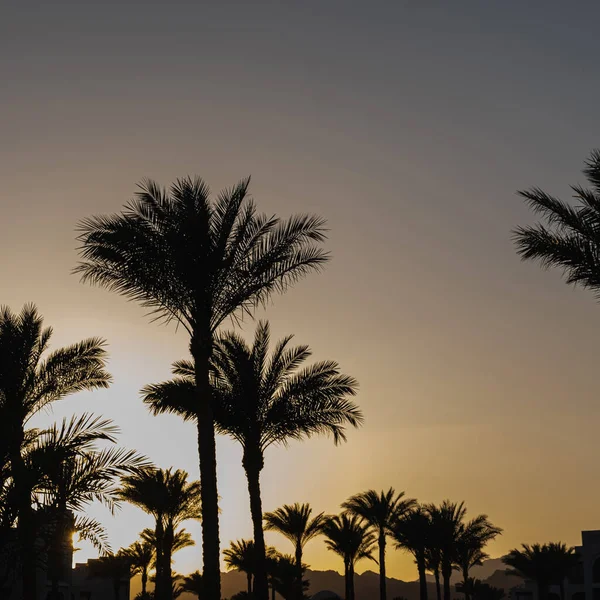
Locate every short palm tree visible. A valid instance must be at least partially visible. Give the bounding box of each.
[0,304,111,600]
[343,489,415,600]
[503,543,578,600]
[180,571,204,599]
[425,501,467,600]
[77,175,328,600]
[143,321,361,600]
[224,539,258,594]
[119,468,201,600]
[514,150,600,300]
[270,553,309,600]
[125,540,155,596]
[454,516,502,600]
[322,513,377,600]
[264,503,326,599]
[392,507,432,600]
[28,413,148,596]
[425,546,442,600]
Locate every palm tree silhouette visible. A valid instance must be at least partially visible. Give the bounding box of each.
[264,503,326,599]
[179,571,204,599]
[76,176,328,600]
[125,540,154,597]
[0,304,111,600]
[454,516,501,600]
[224,539,259,594]
[119,468,201,600]
[322,512,377,600]
[503,543,579,600]
[28,413,147,597]
[270,553,310,600]
[513,150,600,298]
[143,320,361,600]
[425,546,442,600]
[392,506,432,600]
[343,489,415,600]
[425,501,467,600]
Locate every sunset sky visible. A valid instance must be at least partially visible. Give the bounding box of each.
[4,0,600,581]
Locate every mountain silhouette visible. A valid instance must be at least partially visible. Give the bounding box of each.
[129,558,522,599]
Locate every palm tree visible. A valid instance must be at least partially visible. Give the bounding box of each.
[456,579,505,600]
[224,539,257,594]
[126,540,155,596]
[119,468,201,600]
[87,550,134,600]
[322,513,377,600]
[513,150,600,300]
[143,321,361,600]
[0,304,111,600]
[503,543,578,600]
[180,571,204,599]
[264,503,326,599]
[425,501,467,600]
[392,507,431,600]
[270,553,310,600]
[342,489,415,600]
[425,547,442,600]
[454,516,502,600]
[76,175,329,600]
[27,413,148,596]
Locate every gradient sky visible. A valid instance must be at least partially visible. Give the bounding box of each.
[3,0,600,581]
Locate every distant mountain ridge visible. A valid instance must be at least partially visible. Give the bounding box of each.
[130,558,522,599]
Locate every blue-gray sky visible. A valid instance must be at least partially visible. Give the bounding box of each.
[3,0,600,579]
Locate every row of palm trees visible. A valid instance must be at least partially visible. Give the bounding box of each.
[216,492,501,600]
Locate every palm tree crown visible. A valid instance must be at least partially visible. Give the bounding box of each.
[513,150,600,296]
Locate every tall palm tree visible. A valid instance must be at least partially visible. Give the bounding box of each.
[264,503,326,599]
[513,150,600,299]
[322,513,377,600]
[119,468,201,600]
[180,571,204,599]
[224,539,258,594]
[143,321,361,600]
[503,543,578,600]
[425,501,467,600]
[125,540,155,597]
[392,507,432,600]
[0,304,111,600]
[342,489,415,600]
[77,175,329,600]
[454,516,502,600]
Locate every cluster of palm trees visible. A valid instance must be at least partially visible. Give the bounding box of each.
[218,490,501,600]
[0,176,364,600]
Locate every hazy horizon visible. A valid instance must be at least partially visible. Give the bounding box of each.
[4,0,600,581]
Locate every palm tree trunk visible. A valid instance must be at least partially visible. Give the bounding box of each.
[442,567,451,600]
[114,580,121,600]
[164,525,174,600]
[378,530,387,600]
[154,519,165,600]
[295,542,303,600]
[344,560,350,600]
[193,341,221,600]
[349,562,356,600]
[559,579,565,600]
[244,454,269,600]
[11,441,37,600]
[142,567,148,594]
[247,572,253,594]
[434,569,441,600]
[462,567,469,600]
[417,557,428,600]
[272,583,276,600]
